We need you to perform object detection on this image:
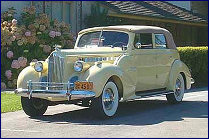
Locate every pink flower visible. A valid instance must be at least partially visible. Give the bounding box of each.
[7,81,13,88]
[1,82,6,90]
[10,36,16,42]
[17,40,23,46]
[49,31,56,38]
[55,32,61,37]
[5,70,12,79]
[13,79,17,85]
[7,51,14,59]
[31,59,38,62]
[18,57,27,67]
[12,19,17,25]
[43,45,51,53]
[39,25,46,31]
[11,60,20,69]
[25,31,31,37]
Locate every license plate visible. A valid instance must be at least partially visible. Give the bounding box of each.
[74,82,93,91]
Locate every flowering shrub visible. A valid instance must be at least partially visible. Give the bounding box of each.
[1,6,75,90]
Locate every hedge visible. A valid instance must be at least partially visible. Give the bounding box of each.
[1,6,75,90]
[177,47,208,87]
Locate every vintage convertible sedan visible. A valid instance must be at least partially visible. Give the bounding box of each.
[15,25,194,118]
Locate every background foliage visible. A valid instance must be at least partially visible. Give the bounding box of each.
[1,6,75,89]
[178,47,208,87]
[84,4,125,28]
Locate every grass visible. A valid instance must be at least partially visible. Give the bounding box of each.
[1,92,22,113]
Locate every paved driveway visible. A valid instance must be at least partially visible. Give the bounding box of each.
[1,88,208,138]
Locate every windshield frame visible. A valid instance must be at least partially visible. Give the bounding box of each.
[75,30,130,49]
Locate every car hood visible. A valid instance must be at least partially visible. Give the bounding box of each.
[46,47,125,83]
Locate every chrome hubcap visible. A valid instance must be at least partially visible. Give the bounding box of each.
[175,79,181,96]
[103,88,114,110]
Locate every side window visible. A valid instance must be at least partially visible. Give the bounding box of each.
[134,33,153,49]
[154,34,167,49]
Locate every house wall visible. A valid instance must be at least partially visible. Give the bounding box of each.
[167,1,208,17]
[1,1,31,18]
[191,1,208,17]
[1,1,80,34]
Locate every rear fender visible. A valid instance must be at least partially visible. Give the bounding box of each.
[167,60,192,91]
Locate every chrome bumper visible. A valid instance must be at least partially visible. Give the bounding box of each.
[15,80,95,101]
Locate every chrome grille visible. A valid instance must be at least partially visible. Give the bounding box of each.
[48,52,64,84]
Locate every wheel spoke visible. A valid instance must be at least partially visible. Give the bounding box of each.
[103,88,114,110]
[175,79,182,96]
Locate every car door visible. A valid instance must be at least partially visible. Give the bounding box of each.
[153,34,176,89]
[132,33,157,92]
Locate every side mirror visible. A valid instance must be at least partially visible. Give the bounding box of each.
[135,42,141,49]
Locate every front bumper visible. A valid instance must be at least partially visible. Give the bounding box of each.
[15,81,95,101]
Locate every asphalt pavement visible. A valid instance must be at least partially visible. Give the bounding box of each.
[1,88,208,138]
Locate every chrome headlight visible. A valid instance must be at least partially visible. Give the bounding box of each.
[34,62,43,72]
[74,61,83,72]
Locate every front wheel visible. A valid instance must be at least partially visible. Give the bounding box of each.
[92,81,119,118]
[21,97,48,117]
[166,74,185,104]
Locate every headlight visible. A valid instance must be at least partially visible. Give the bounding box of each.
[74,61,83,72]
[34,62,43,72]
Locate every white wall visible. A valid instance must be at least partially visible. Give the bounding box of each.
[1,1,31,18]
[167,1,191,11]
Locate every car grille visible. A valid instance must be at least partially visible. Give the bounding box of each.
[48,52,64,85]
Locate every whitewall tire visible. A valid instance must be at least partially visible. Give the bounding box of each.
[166,74,185,103]
[92,81,119,118]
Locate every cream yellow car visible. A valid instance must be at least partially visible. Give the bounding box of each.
[15,25,194,118]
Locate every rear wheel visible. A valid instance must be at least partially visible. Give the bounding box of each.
[21,97,48,117]
[166,74,185,104]
[92,81,119,118]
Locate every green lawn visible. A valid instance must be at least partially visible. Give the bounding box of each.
[1,93,22,113]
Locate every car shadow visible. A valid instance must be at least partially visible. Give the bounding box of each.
[31,99,208,126]
[185,87,208,93]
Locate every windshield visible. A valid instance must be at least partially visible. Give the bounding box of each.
[77,31,129,48]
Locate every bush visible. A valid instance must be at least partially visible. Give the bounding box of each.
[177,47,208,87]
[1,6,75,90]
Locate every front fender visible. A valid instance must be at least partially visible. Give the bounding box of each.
[17,66,40,89]
[80,63,123,97]
[167,60,192,91]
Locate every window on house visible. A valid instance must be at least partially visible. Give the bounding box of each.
[33,1,71,24]
[154,34,167,49]
[134,33,153,49]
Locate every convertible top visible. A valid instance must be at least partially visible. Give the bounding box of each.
[79,25,177,49]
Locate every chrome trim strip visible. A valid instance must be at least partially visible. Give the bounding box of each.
[15,88,95,100]
[139,91,174,98]
[16,81,95,100]
[48,52,64,84]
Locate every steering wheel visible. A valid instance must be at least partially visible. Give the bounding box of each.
[112,42,127,47]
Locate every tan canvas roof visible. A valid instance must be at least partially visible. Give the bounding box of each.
[79,25,177,49]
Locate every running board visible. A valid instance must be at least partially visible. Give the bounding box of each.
[135,90,174,98]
